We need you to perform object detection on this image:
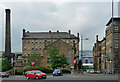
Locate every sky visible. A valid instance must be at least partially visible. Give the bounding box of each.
[0,0,119,53]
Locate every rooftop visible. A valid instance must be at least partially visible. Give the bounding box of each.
[106,17,120,26]
[22,30,79,39]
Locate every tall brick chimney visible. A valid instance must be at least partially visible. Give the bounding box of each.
[4,9,11,59]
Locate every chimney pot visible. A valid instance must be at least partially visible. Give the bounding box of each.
[49,30,51,33]
[57,30,59,33]
[68,30,71,34]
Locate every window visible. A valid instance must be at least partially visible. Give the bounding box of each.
[28,53,30,56]
[43,46,45,49]
[36,47,37,50]
[40,54,41,57]
[43,40,45,43]
[115,63,119,68]
[51,40,53,43]
[68,50,71,55]
[36,41,38,43]
[47,58,50,63]
[24,60,26,63]
[40,47,41,50]
[32,47,34,50]
[68,57,71,63]
[115,52,119,57]
[28,47,30,50]
[67,40,69,43]
[115,34,119,40]
[39,41,41,43]
[115,26,119,31]
[115,43,119,49]
[24,47,26,50]
[32,40,34,43]
[75,40,77,43]
[63,40,65,42]
[28,41,30,43]
[24,53,26,56]
[71,40,72,43]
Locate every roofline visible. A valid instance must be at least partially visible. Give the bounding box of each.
[22,37,79,40]
[106,17,120,26]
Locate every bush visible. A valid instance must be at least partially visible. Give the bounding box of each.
[6,69,14,75]
[6,66,54,75]
[62,69,71,73]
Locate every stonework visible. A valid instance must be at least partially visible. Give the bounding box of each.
[93,17,120,73]
[21,29,79,69]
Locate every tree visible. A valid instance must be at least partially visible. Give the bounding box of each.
[1,56,12,72]
[58,51,69,69]
[48,45,59,69]
[25,51,41,66]
[48,45,69,69]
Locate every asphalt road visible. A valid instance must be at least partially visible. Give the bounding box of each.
[0,74,119,80]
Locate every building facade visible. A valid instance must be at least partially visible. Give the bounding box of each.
[21,29,79,69]
[93,35,101,71]
[93,17,120,73]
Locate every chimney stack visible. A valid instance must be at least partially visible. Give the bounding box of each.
[96,35,98,42]
[68,30,71,34]
[49,30,51,39]
[4,9,11,58]
[57,30,59,38]
[23,29,25,37]
[77,33,79,42]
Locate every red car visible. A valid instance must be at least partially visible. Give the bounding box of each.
[26,70,47,80]
[0,72,9,78]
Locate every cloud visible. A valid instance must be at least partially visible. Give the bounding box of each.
[0,2,118,52]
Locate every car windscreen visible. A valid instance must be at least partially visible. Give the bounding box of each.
[35,71,43,73]
[2,72,7,74]
[54,69,61,72]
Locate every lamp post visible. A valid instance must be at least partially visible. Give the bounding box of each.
[111,0,114,74]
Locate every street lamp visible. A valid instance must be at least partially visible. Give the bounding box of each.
[111,0,114,74]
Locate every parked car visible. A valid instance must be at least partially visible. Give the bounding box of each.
[53,69,63,76]
[25,70,47,80]
[25,71,30,76]
[95,70,101,74]
[89,69,95,74]
[0,72,9,78]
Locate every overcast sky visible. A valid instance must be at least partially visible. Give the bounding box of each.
[0,1,119,53]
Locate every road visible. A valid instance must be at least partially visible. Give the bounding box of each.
[0,74,119,80]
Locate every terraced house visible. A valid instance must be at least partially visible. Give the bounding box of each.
[20,29,79,69]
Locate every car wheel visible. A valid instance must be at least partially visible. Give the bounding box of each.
[43,77,46,79]
[26,76,30,80]
[7,76,9,78]
[36,76,39,79]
